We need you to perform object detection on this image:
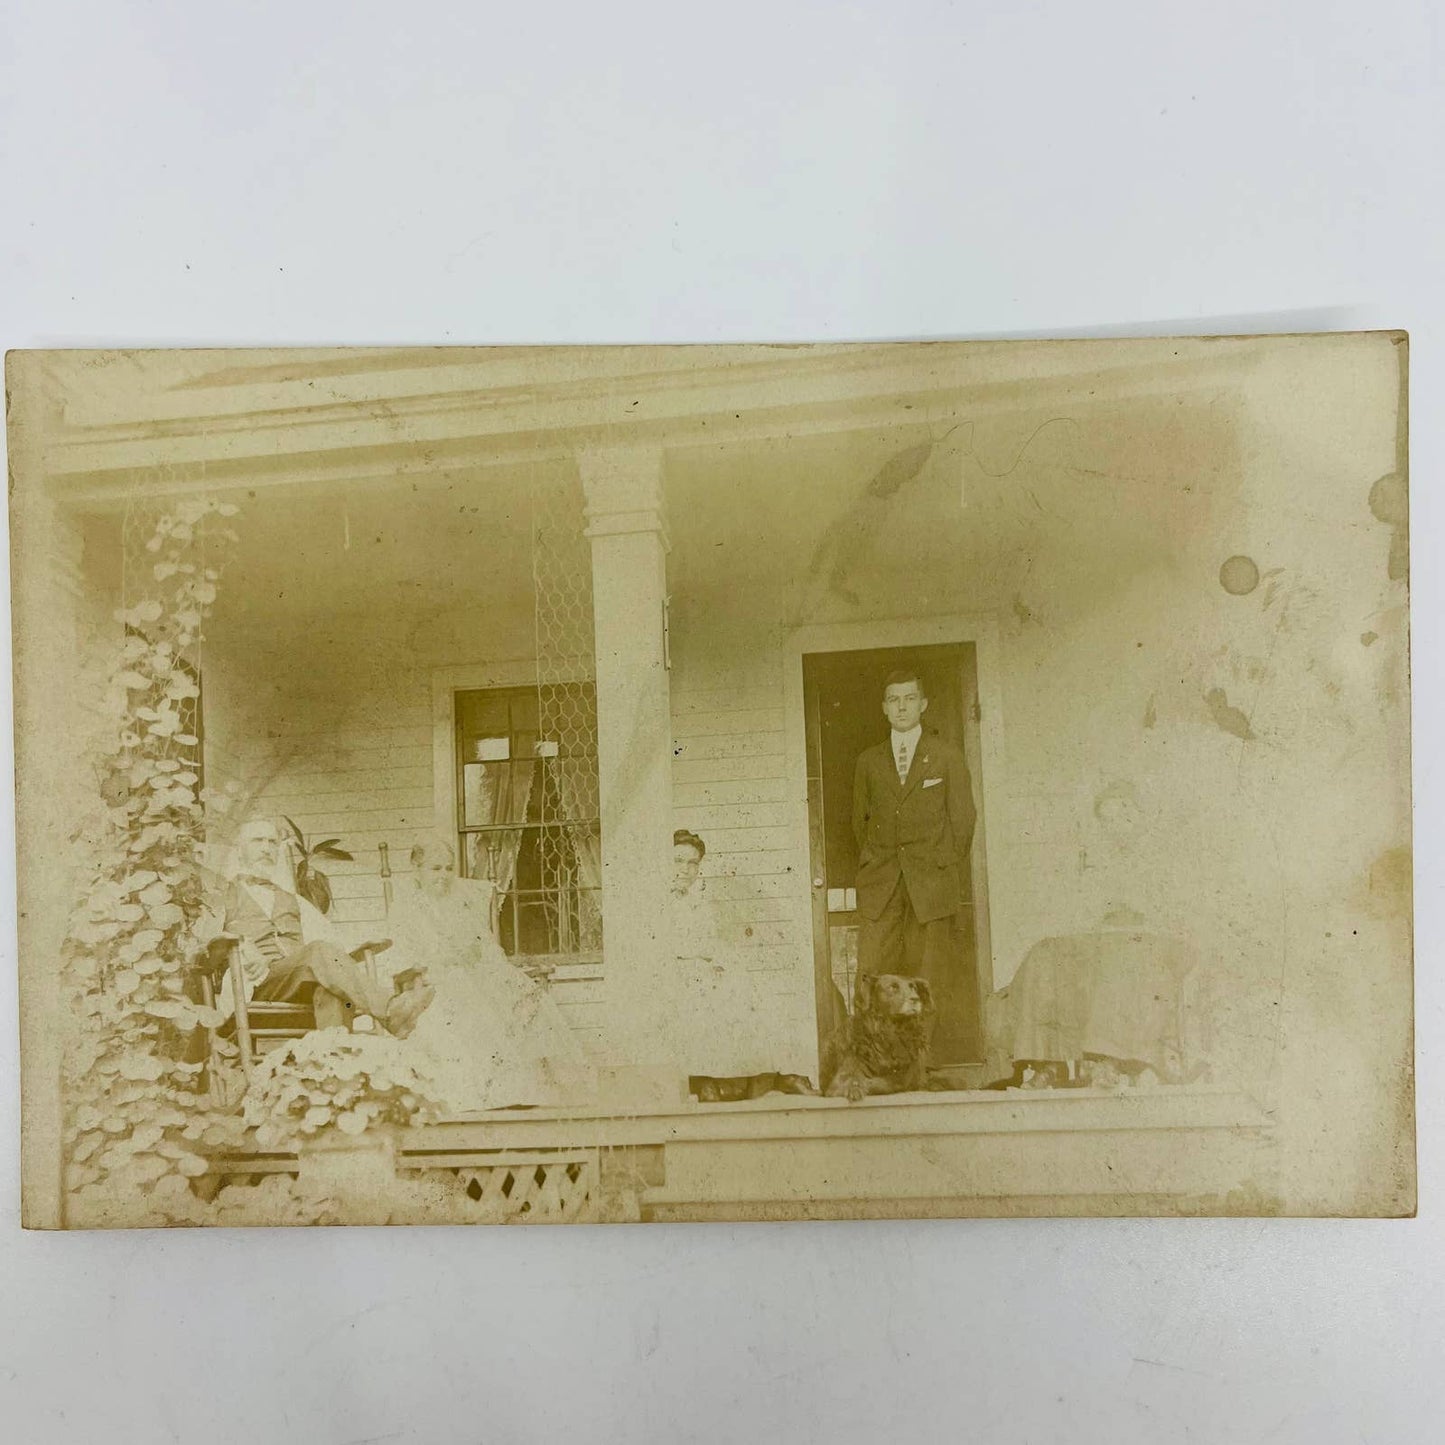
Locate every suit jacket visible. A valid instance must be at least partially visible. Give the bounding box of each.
[222,879,304,964]
[852,729,976,924]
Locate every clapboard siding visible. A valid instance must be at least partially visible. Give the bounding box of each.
[670,687,782,715]
[252,806,432,834]
[299,851,422,878]
[671,709,784,739]
[670,646,810,979]
[267,744,435,774]
[695,872,803,901]
[672,802,791,832]
[670,732,784,761]
[328,897,389,926]
[671,777,791,808]
[688,826,794,854]
[672,754,787,784]
[325,871,401,900]
[709,895,810,925]
[261,785,434,817]
[262,764,435,796]
[696,848,799,877]
[670,656,783,694]
[729,921,799,949]
[737,945,809,973]
[227,725,433,758]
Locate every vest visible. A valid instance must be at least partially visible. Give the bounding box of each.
[223,880,303,963]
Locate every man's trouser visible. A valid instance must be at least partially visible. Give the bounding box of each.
[857,875,979,1065]
[254,939,395,1029]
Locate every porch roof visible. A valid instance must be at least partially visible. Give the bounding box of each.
[39,338,1266,501]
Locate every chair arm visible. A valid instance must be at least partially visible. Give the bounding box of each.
[349,938,393,960]
[194,933,241,986]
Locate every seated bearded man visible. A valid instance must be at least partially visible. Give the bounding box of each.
[215,819,433,1038]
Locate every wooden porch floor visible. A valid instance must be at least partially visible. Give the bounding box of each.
[212,1083,1278,1222]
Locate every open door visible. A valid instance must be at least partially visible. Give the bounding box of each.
[803,642,989,1081]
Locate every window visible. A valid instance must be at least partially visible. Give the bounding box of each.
[454,686,602,967]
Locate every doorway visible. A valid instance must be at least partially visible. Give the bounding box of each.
[803,642,990,1080]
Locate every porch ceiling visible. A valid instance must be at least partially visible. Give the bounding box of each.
[665,391,1236,610]
[183,382,1230,629]
[208,465,558,629]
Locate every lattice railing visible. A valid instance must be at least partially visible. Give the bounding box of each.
[209,1147,604,1224]
[410,1150,599,1223]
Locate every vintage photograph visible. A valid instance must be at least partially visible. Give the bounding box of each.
[7,335,1413,1227]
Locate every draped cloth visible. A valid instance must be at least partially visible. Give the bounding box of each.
[985,926,1198,1080]
[548,754,602,953]
[386,875,588,1112]
[462,759,536,936]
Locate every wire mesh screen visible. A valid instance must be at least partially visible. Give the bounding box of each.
[452,471,601,963]
[529,472,602,957]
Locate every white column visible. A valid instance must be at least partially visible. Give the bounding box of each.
[578,447,679,1095]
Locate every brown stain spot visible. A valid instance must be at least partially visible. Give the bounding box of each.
[1011,594,1039,627]
[789,438,935,620]
[1203,687,1255,741]
[1341,846,1414,952]
[1368,471,1409,583]
[1364,846,1413,922]
[865,442,934,499]
[1142,694,1157,729]
[1361,631,1379,647]
[1219,554,1259,595]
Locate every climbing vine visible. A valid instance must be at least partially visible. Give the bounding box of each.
[61,497,246,1227]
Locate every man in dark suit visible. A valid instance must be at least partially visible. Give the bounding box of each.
[852,671,977,1039]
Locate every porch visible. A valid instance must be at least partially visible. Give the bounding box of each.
[136,343,1266,1089]
[19,338,1400,1223]
[211,1082,1279,1223]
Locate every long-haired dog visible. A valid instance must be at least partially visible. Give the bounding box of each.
[823,974,935,1101]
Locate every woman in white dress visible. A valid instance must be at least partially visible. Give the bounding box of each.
[386,839,589,1111]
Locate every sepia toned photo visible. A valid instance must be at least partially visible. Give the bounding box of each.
[6,335,1413,1227]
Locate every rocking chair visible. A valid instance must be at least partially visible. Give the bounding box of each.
[193,934,395,1083]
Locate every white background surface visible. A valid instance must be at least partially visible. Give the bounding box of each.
[1,3,1441,1441]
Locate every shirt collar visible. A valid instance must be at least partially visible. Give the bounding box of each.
[890,724,923,750]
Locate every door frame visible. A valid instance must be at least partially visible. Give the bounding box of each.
[782,614,1007,1057]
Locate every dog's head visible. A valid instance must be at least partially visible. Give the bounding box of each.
[854,974,933,1019]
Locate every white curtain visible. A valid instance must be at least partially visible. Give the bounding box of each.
[550,755,602,953]
[464,760,537,938]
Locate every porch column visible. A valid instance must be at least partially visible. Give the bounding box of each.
[578,447,678,1087]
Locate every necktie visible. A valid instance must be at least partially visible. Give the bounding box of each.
[897,740,909,783]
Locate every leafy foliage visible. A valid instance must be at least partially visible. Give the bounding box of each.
[61,498,248,1228]
[242,1031,442,1150]
[280,815,353,914]
[210,1173,344,1227]
[60,496,444,1229]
